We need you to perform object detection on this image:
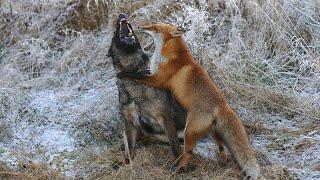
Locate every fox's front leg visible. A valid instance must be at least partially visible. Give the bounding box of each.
[118,69,151,79]
[117,70,164,88]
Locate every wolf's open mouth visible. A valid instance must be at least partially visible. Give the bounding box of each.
[119,18,135,44]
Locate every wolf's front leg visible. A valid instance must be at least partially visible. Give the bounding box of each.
[122,103,141,164]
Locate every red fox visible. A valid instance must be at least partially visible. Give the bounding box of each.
[118,23,261,179]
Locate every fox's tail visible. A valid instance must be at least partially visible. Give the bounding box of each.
[216,108,260,179]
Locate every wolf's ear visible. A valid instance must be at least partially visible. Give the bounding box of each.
[170,26,186,37]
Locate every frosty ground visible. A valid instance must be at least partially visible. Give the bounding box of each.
[0,0,319,179]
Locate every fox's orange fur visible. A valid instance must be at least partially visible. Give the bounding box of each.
[119,24,260,179]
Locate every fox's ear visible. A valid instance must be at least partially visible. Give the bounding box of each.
[170,26,186,37]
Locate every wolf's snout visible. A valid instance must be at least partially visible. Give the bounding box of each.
[118,13,127,20]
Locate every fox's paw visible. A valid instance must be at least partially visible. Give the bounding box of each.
[117,71,129,79]
[141,68,152,76]
[218,151,228,166]
[170,156,182,172]
[170,152,191,172]
[117,70,151,79]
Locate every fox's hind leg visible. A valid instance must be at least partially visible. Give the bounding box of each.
[171,112,213,171]
[211,131,228,165]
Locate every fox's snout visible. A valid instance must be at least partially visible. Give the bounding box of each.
[138,25,152,31]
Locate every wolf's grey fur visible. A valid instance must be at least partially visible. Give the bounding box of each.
[108,14,186,162]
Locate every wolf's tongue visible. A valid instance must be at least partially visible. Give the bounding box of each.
[121,23,129,36]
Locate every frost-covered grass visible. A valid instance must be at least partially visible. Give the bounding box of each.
[0,0,319,179]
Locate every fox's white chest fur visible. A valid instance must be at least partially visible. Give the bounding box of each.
[148,32,166,75]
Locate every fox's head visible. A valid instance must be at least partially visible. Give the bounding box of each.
[139,24,186,44]
[138,24,187,71]
[139,23,186,40]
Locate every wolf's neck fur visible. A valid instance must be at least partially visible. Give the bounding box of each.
[149,33,166,75]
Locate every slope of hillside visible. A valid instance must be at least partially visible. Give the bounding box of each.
[1,0,319,179]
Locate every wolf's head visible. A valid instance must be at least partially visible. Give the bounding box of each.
[114,13,140,53]
[109,14,148,72]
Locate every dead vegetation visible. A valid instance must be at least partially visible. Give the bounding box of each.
[74,142,290,180]
[0,0,319,179]
[59,0,110,31]
[0,160,63,180]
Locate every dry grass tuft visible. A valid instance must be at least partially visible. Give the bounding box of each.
[75,141,289,179]
[0,160,63,180]
[77,143,239,179]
